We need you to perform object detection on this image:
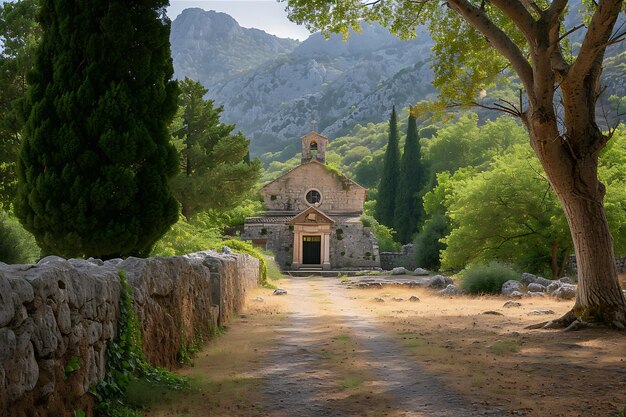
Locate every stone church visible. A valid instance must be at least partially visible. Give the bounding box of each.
[242,132,380,270]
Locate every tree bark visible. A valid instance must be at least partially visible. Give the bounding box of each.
[527,111,626,328]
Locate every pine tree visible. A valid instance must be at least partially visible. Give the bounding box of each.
[394,111,426,243]
[374,106,400,228]
[15,0,179,259]
[170,78,261,220]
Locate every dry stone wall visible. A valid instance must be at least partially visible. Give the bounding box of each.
[0,250,259,417]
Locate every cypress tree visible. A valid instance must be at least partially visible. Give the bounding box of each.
[15,0,179,258]
[394,111,426,244]
[374,106,400,228]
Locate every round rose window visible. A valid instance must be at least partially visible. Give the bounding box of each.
[306,190,321,205]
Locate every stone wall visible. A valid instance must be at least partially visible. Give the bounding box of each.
[0,250,259,417]
[567,255,626,276]
[380,244,417,271]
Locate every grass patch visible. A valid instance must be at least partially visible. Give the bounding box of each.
[332,334,351,342]
[489,339,519,355]
[340,375,363,389]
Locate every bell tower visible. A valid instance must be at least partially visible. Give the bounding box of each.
[300,131,328,164]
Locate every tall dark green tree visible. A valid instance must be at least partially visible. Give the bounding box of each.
[374,106,400,228]
[171,78,262,220]
[15,0,180,259]
[394,111,426,243]
[0,0,40,208]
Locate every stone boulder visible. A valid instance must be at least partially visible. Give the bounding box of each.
[503,300,522,308]
[428,275,453,289]
[438,284,461,296]
[535,277,553,287]
[558,277,574,284]
[520,272,537,286]
[510,291,524,299]
[546,281,562,294]
[527,283,547,293]
[413,268,429,276]
[409,295,420,302]
[553,284,576,300]
[501,280,522,296]
[273,288,287,295]
[391,267,408,275]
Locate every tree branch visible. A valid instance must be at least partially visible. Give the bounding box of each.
[567,0,624,87]
[488,0,537,41]
[445,0,534,90]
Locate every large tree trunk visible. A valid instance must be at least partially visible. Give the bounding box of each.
[527,105,626,328]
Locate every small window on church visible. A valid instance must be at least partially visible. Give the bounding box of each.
[306,189,321,205]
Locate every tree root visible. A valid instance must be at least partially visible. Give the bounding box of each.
[525,309,626,331]
[524,310,578,330]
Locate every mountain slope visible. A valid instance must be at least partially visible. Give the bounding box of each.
[170,8,299,86]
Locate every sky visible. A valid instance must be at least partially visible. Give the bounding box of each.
[167,1,313,41]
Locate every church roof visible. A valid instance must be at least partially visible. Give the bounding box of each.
[301,131,328,143]
[288,206,335,225]
[260,160,366,191]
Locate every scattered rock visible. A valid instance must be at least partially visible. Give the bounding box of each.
[503,300,522,308]
[221,245,233,254]
[392,297,404,302]
[509,291,524,299]
[481,310,503,316]
[373,297,385,302]
[527,291,545,297]
[391,267,408,275]
[501,280,522,295]
[535,277,553,287]
[273,288,287,295]
[438,284,461,296]
[553,284,576,300]
[520,272,537,286]
[413,268,429,276]
[409,295,420,302]
[558,277,574,284]
[546,281,562,294]
[251,297,264,302]
[528,309,556,315]
[428,275,453,289]
[527,283,546,293]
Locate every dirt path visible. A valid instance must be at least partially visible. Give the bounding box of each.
[141,276,626,417]
[259,277,502,416]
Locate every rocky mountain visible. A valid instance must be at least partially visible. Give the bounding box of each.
[170,10,436,155]
[170,8,299,87]
[170,8,626,158]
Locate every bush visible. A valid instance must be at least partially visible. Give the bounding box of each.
[150,215,222,257]
[413,213,449,270]
[360,214,400,252]
[460,262,519,295]
[0,212,39,264]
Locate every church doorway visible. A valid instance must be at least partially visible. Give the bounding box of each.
[302,235,321,264]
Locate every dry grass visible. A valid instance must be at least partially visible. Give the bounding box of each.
[142,280,626,417]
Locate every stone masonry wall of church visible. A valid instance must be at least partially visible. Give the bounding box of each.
[329,223,380,270]
[262,163,365,213]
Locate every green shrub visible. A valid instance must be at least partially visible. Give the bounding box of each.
[360,214,400,252]
[413,213,449,270]
[150,215,222,257]
[0,212,40,264]
[460,262,519,294]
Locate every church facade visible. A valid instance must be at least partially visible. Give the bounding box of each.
[242,132,380,270]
